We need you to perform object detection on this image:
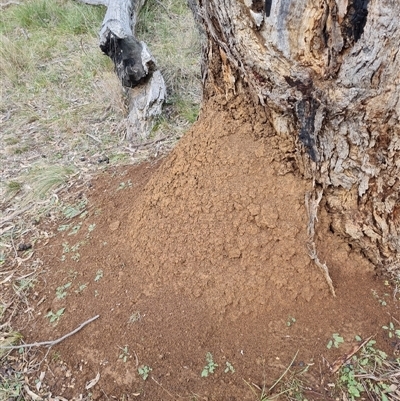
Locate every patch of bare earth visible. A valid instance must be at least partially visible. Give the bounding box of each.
[23,94,398,400]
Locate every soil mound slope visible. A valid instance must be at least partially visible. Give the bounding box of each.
[30,94,395,399]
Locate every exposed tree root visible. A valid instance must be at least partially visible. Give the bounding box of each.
[305,188,336,297]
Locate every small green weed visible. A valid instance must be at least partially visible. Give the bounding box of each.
[138,365,152,380]
[62,242,70,253]
[224,361,235,374]
[74,283,87,294]
[71,242,83,252]
[118,346,130,363]
[0,375,24,400]
[340,365,364,399]
[94,269,103,282]
[201,352,218,377]
[128,311,142,324]
[58,223,71,232]
[63,199,87,219]
[13,277,36,295]
[88,223,96,233]
[7,181,23,194]
[286,316,296,327]
[68,222,82,235]
[327,333,344,349]
[56,282,72,299]
[371,289,389,306]
[61,241,84,262]
[46,308,65,324]
[338,338,399,401]
[117,180,132,190]
[68,270,78,280]
[382,322,400,339]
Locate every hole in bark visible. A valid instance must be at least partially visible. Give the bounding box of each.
[265,0,272,17]
[341,0,369,46]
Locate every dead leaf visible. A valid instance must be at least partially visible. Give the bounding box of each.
[24,385,43,401]
[85,372,100,390]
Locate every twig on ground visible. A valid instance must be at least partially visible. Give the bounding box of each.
[86,132,102,144]
[151,376,179,399]
[0,205,33,227]
[0,1,20,8]
[0,315,100,350]
[129,136,169,149]
[330,336,372,373]
[133,350,139,367]
[0,273,14,285]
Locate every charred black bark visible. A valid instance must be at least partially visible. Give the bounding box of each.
[285,76,319,162]
[341,0,369,46]
[296,97,319,162]
[100,33,155,88]
[264,0,272,17]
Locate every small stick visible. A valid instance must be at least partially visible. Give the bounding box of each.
[330,336,372,373]
[0,315,99,350]
[0,204,33,227]
[86,133,102,144]
[129,136,169,149]
[0,1,21,8]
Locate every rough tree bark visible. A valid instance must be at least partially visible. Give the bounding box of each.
[191,0,400,277]
[83,0,399,277]
[79,0,166,139]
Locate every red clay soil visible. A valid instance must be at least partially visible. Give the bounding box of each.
[25,94,398,400]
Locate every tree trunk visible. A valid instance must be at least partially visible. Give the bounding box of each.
[79,0,166,139]
[99,0,152,88]
[194,0,400,277]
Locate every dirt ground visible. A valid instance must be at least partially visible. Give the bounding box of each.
[21,94,398,400]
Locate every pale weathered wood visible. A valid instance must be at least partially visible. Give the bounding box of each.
[76,0,108,5]
[78,0,166,139]
[193,0,400,275]
[93,0,159,88]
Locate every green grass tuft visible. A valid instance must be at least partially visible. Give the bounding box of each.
[137,0,202,123]
[27,165,76,200]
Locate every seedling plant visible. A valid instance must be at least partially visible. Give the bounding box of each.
[118,346,130,363]
[56,282,72,299]
[138,365,152,380]
[201,352,218,377]
[224,361,235,374]
[46,308,65,324]
[94,269,103,282]
[338,338,399,401]
[327,333,344,349]
[382,321,400,339]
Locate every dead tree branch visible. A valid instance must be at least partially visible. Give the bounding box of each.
[0,315,100,350]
